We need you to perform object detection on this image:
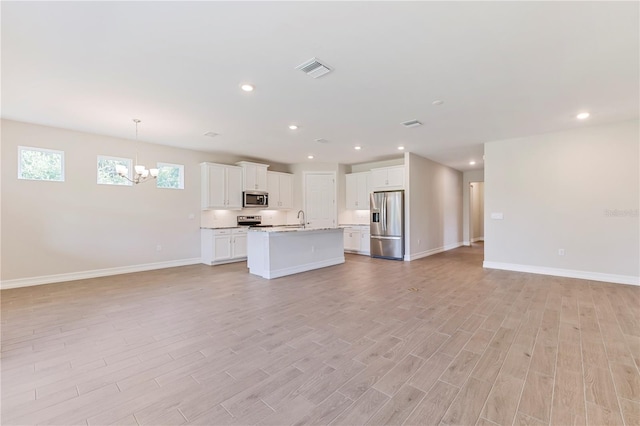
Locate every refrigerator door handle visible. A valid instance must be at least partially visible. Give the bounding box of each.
[371,235,400,240]
[382,194,386,232]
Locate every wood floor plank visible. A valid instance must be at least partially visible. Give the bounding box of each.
[481,374,525,426]
[550,368,586,426]
[408,352,454,393]
[291,391,353,426]
[439,349,481,388]
[440,377,493,426]
[330,388,388,425]
[404,380,459,426]
[619,397,640,426]
[372,354,424,396]
[337,357,395,400]
[518,371,554,424]
[365,384,425,425]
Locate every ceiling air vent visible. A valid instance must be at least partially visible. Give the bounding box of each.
[401,119,423,128]
[315,138,329,144]
[296,57,332,79]
[204,131,219,138]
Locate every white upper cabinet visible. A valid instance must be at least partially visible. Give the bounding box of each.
[201,162,243,210]
[371,165,404,190]
[236,161,269,191]
[345,172,371,209]
[267,171,293,209]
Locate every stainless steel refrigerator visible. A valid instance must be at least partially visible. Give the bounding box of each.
[370,190,404,260]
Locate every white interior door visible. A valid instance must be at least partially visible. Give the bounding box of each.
[305,173,336,228]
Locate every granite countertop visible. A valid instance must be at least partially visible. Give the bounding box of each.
[248,226,342,233]
[200,226,246,230]
[339,224,369,227]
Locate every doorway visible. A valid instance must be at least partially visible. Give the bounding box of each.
[469,182,484,245]
[304,172,337,228]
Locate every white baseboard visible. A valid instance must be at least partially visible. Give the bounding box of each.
[1,258,202,290]
[263,256,345,279]
[472,237,484,242]
[405,242,464,261]
[483,261,639,286]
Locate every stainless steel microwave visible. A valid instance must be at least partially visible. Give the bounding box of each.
[243,191,268,208]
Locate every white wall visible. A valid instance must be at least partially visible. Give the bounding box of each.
[463,169,485,245]
[0,119,280,287]
[471,182,484,240]
[350,157,404,173]
[484,119,639,285]
[405,152,463,260]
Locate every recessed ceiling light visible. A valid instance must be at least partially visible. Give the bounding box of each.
[469,161,476,165]
[307,155,314,159]
[576,112,590,120]
[432,100,444,106]
[354,146,361,150]
[288,125,298,130]
[240,83,254,92]
[397,146,405,150]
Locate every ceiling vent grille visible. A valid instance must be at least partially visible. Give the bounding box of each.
[401,119,423,128]
[204,131,219,138]
[296,58,332,79]
[315,138,329,144]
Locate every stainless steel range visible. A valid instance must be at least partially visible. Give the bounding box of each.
[237,215,273,228]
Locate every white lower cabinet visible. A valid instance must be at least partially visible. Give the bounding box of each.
[343,226,370,255]
[343,228,361,252]
[360,230,371,255]
[201,228,248,265]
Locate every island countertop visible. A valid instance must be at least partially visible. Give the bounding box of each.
[248,226,341,233]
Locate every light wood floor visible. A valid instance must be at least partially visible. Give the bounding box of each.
[2,244,639,426]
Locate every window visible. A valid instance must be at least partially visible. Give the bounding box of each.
[18,146,64,181]
[156,162,184,189]
[97,156,132,186]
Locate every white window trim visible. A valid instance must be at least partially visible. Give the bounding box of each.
[97,155,132,186]
[156,162,185,189]
[18,145,65,182]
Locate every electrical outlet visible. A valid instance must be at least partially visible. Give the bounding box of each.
[156,245,162,252]
[418,239,421,246]
[311,245,315,253]
[558,249,565,256]
[188,213,195,220]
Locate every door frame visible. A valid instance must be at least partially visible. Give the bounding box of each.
[302,171,338,227]
[469,181,484,245]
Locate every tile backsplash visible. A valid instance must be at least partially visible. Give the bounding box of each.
[201,209,289,228]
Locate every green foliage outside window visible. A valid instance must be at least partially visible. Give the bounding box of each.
[157,163,184,189]
[97,156,131,185]
[19,147,64,181]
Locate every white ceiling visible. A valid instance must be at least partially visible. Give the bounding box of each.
[2,1,638,171]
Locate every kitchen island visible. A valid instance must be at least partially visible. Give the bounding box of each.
[247,227,345,279]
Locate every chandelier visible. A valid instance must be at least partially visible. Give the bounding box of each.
[115,119,159,184]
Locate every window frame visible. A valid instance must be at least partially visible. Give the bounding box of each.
[96,155,133,186]
[18,146,65,182]
[156,162,185,190]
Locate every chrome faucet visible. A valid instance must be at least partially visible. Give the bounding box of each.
[297,210,306,228]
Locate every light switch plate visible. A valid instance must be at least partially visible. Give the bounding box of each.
[491,212,504,220]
